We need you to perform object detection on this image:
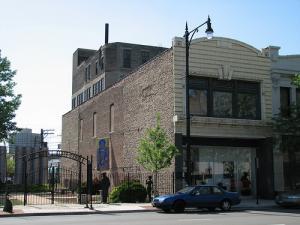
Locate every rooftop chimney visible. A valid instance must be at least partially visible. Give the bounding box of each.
[105,23,109,44]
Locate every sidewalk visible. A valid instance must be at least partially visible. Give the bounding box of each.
[0,199,277,217]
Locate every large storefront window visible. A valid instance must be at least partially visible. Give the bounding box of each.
[213,91,232,117]
[189,89,207,115]
[189,77,261,120]
[191,146,256,196]
[237,93,257,119]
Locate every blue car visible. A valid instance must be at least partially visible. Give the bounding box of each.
[152,185,241,213]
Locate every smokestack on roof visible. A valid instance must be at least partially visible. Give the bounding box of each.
[105,23,109,44]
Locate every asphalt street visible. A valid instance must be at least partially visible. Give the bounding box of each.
[1,210,300,225]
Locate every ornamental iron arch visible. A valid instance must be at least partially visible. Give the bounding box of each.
[18,150,93,206]
[19,150,88,165]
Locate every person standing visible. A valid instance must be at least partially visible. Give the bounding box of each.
[100,172,110,203]
[146,176,153,202]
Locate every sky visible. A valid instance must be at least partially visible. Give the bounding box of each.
[0,0,300,137]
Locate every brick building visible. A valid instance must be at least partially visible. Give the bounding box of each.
[62,34,277,197]
[71,24,166,110]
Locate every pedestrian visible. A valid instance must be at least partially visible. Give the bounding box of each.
[100,172,110,203]
[240,172,251,195]
[146,176,153,202]
[3,192,13,213]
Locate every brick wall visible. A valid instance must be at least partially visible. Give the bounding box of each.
[62,49,175,178]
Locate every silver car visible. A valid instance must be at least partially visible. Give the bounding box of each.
[275,190,300,207]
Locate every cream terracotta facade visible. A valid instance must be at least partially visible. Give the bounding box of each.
[171,37,274,198]
[172,36,272,138]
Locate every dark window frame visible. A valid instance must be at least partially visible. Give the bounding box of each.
[280,87,291,116]
[189,76,261,120]
[72,98,76,109]
[95,61,98,75]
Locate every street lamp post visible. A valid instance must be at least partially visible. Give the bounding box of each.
[184,16,213,185]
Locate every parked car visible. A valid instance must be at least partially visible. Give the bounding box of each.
[275,190,300,207]
[152,185,241,213]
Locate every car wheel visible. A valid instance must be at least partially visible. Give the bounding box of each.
[173,200,185,213]
[162,208,171,213]
[220,199,231,211]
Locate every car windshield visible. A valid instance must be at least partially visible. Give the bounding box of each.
[176,186,194,194]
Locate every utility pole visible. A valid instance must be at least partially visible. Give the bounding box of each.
[40,129,55,150]
[40,129,54,184]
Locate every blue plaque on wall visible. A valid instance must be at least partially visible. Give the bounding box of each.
[97,138,109,170]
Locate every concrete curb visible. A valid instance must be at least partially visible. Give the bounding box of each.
[0,206,282,218]
[0,208,159,218]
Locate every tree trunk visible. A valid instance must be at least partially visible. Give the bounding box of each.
[154,171,158,197]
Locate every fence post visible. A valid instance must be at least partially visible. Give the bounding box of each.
[51,166,55,204]
[78,162,82,204]
[89,155,93,209]
[85,156,89,208]
[23,158,27,206]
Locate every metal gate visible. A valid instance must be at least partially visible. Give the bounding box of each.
[0,151,94,206]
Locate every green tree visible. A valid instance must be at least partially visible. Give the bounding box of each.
[137,114,179,195]
[0,50,21,142]
[272,105,300,189]
[6,154,15,178]
[272,73,300,190]
[292,73,300,87]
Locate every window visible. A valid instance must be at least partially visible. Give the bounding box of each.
[213,91,232,117]
[85,67,88,82]
[80,119,83,141]
[99,56,104,70]
[72,98,76,109]
[189,78,208,116]
[87,87,91,99]
[237,93,257,118]
[188,77,261,120]
[212,187,223,194]
[192,186,211,195]
[84,90,87,102]
[100,78,104,91]
[123,49,131,68]
[92,84,96,96]
[95,61,98,75]
[280,87,290,115]
[141,51,150,64]
[189,89,207,116]
[93,112,97,137]
[85,64,91,81]
[77,92,84,105]
[84,87,91,101]
[110,104,114,132]
[92,79,104,96]
[97,80,101,93]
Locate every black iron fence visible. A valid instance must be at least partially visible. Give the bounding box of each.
[1,153,176,206]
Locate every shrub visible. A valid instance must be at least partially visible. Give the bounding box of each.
[28,184,49,193]
[110,180,147,203]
